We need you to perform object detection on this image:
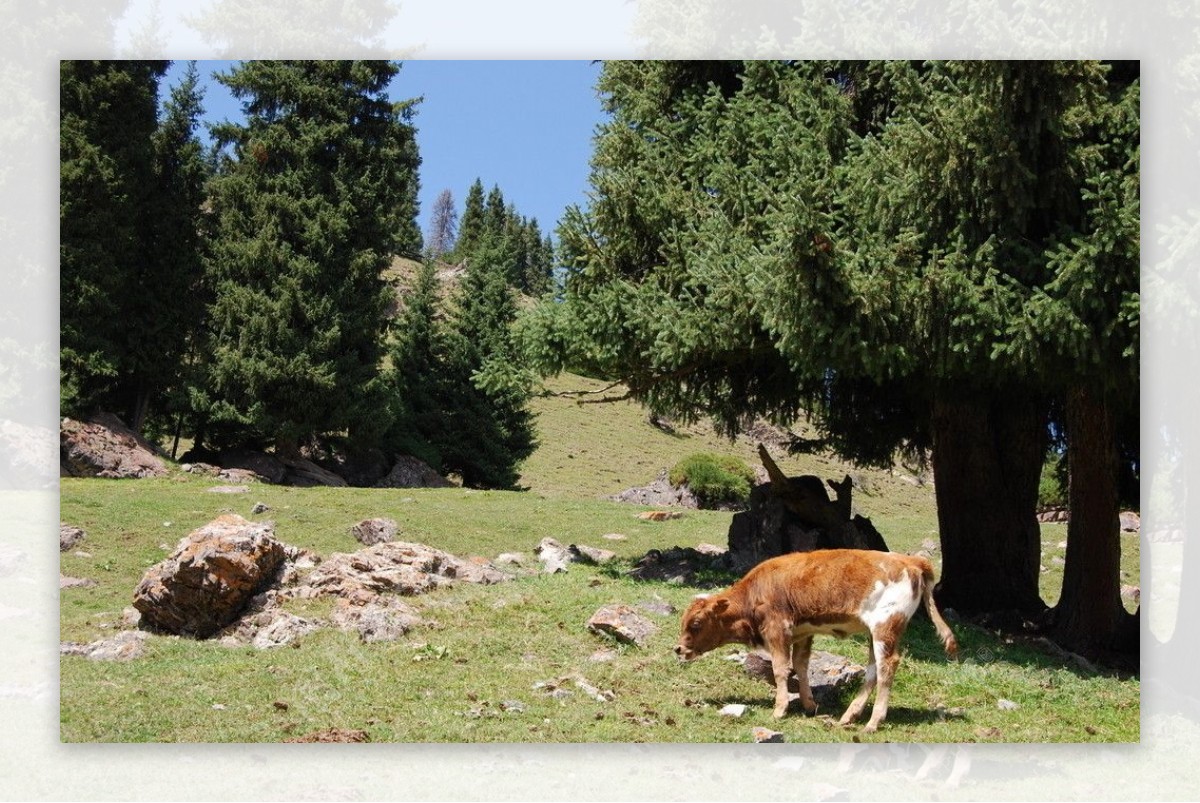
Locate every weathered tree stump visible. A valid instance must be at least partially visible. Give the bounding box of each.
[726,445,888,573]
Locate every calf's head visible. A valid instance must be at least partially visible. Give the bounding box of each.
[674,594,731,661]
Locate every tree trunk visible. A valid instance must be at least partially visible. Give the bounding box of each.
[129,382,151,436]
[930,393,1047,617]
[1051,384,1138,657]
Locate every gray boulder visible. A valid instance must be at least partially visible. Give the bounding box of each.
[60,523,86,552]
[374,455,453,489]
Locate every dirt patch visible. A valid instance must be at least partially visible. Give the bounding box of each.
[284,727,370,743]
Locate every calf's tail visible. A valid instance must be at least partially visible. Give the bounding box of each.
[920,565,959,660]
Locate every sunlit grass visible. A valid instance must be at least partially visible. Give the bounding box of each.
[59,373,1139,743]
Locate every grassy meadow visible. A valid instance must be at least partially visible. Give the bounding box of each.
[59,373,1139,743]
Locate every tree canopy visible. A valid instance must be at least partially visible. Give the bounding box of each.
[521,60,1138,653]
[197,60,422,451]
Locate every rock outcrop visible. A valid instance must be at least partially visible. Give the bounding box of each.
[60,414,168,479]
[301,541,509,599]
[132,514,286,638]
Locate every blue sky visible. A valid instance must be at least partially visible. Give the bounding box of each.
[165,60,609,241]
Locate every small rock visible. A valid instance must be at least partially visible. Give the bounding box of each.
[601,533,627,541]
[251,502,270,514]
[374,455,453,489]
[1121,584,1140,602]
[587,604,659,646]
[742,651,865,704]
[60,523,86,552]
[719,703,747,717]
[997,698,1020,711]
[573,676,616,703]
[60,630,148,662]
[637,510,683,521]
[752,726,785,743]
[570,543,617,565]
[494,552,527,566]
[207,485,251,494]
[532,679,573,699]
[329,596,422,643]
[350,517,398,546]
[534,537,573,573]
[638,599,677,616]
[59,575,97,589]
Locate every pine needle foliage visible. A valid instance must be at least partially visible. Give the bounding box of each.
[197,60,422,450]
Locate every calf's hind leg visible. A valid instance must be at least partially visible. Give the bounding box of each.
[861,621,906,732]
[838,640,877,727]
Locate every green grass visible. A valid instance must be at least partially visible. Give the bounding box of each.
[59,373,1139,743]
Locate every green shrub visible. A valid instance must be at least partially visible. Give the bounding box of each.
[1038,450,1067,509]
[669,452,755,508]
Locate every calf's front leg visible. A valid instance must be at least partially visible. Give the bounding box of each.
[764,623,794,718]
[791,635,817,715]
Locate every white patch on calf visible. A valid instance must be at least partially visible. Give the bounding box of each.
[859,571,921,631]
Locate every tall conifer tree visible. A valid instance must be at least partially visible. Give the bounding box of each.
[133,62,211,435]
[60,60,168,418]
[523,60,1138,654]
[200,60,421,452]
[455,178,487,258]
[425,188,458,259]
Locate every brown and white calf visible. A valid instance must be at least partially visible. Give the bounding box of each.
[675,549,958,732]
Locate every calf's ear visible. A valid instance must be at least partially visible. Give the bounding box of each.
[711,598,730,614]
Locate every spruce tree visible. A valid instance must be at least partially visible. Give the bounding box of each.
[444,231,537,487]
[520,218,554,296]
[522,60,1138,653]
[387,259,453,468]
[455,178,487,258]
[60,60,168,418]
[200,60,421,453]
[425,188,458,259]
[134,62,211,436]
[387,239,536,489]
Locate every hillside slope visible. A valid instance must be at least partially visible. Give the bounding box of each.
[517,371,940,545]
